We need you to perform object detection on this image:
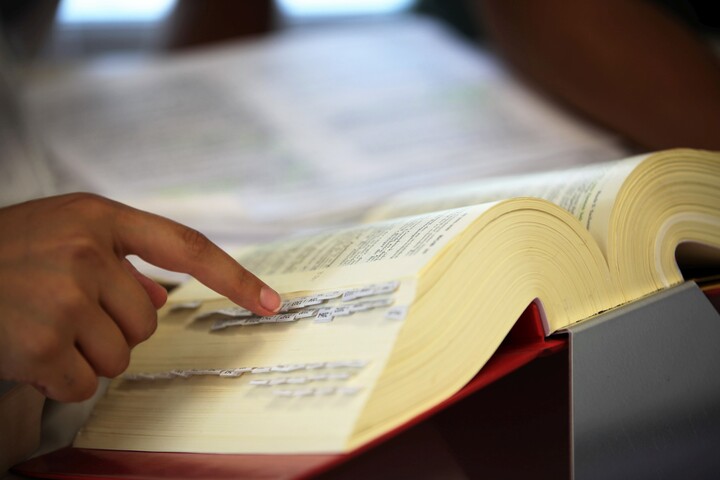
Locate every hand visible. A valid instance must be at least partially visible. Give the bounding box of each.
[0,193,281,402]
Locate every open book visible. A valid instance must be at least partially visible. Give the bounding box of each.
[74,148,720,455]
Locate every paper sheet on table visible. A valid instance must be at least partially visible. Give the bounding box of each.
[21,16,625,243]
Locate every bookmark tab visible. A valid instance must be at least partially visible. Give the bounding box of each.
[385,306,409,321]
[122,359,369,383]
[197,279,405,331]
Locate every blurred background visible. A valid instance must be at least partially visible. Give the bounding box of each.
[2,0,424,61]
[0,1,627,221]
[1,1,717,247]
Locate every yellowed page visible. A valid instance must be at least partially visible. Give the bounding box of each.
[349,199,622,448]
[366,150,720,300]
[172,204,494,302]
[366,155,647,258]
[76,205,494,453]
[605,150,720,296]
[75,280,417,453]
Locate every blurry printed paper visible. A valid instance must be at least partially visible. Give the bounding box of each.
[21,17,624,243]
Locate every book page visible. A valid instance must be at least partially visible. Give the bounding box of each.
[172,203,491,302]
[77,204,494,453]
[367,155,647,258]
[75,278,419,453]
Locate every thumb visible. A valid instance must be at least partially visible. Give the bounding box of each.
[122,258,168,309]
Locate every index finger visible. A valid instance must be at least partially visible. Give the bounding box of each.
[111,204,281,316]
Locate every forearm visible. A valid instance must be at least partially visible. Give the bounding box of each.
[477,0,720,150]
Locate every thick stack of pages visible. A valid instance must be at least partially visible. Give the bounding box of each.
[74,149,720,454]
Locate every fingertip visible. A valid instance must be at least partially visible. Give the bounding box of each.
[74,374,100,402]
[150,286,168,309]
[122,259,168,309]
[260,285,282,313]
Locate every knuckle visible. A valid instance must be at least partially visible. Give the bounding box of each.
[23,327,65,363]
[55,193,115,226]
[181,227,212,260]
[63,235,105,266]
[53,283,88,319]
[44,360,100,403]
[63,192,112,215]
[235,265,250,284]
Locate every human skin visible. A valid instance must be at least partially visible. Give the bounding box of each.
[0,193,281,402]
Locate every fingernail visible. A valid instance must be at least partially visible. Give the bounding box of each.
[260,285,282,313]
